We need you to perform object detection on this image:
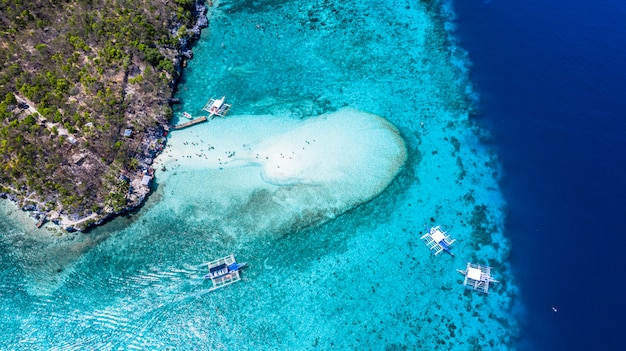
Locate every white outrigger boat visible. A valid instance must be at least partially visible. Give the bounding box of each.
[457,262,498,294]
[420,226,456,256]
[202,96,231,118]
[204,254,247,291]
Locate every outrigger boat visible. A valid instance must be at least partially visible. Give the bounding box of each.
[204,254,247,291]
[420,226,456,256]
[457,262,498,294]
[182,111,193,119]
[202,96,232,118]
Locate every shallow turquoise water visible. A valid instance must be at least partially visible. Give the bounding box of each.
[0,1,518,350]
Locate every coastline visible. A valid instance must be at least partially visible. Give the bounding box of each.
[0,0,209,233]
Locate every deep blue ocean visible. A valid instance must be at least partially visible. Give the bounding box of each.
[455,0,626,350]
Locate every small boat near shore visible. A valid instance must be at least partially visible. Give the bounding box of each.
[204,254,247,291]
[182,112,193,119]
[35,216,47,228]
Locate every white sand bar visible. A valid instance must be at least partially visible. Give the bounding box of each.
[155,108,406,234]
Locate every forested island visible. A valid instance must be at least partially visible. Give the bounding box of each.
[0,0,208,231]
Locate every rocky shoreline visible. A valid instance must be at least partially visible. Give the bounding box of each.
[0,0,210,232]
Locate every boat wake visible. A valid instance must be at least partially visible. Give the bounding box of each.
[25,263,223,351]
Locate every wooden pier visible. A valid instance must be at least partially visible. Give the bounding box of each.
[172,116,207,130]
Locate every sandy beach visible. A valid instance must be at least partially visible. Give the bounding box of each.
[155,108,407,202]
[150,108,407,236]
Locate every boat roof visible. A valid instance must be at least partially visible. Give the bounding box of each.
[430,229,445,243]
[467,267,482,281]
[209,263,228,273]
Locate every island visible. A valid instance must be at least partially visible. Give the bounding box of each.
[0,0,209,231]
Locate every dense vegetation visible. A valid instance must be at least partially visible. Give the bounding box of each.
[0,0,200,222]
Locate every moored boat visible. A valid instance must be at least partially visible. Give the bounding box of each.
[420,226,456,256]
[202,96,232,118]
[456,262,499,294]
